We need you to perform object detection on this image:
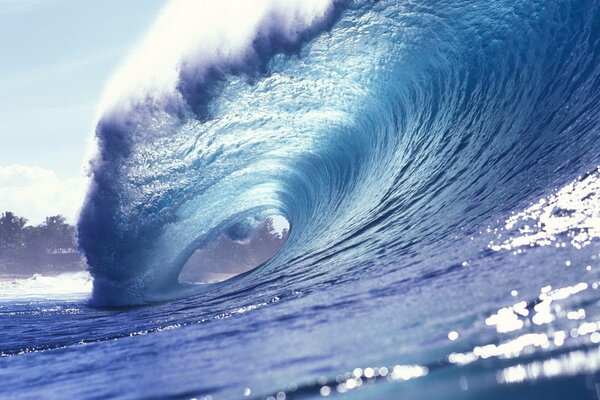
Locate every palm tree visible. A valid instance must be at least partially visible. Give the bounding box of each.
[40,215,75,253]
[0,211,27,256]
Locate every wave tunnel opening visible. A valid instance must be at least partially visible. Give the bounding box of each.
[178,215,290,284]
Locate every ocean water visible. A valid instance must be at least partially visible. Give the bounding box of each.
[3,0,600,398]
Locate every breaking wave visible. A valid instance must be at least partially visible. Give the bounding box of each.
[78,0,600,306]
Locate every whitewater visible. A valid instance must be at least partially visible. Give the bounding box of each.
[2,0,600,398]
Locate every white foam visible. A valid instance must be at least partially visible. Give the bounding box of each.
[0,272,92,302]
[98,0,335,117]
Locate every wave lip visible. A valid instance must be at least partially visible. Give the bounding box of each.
[98,0,337,117]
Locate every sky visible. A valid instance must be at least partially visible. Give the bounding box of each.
[0,0,166,224]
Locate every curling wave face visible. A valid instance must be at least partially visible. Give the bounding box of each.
[78,0,600,310]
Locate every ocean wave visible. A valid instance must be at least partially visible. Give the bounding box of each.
[78,0,600,306]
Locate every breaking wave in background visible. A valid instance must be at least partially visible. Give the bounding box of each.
[0,272,92,302]
[3,0,600,398]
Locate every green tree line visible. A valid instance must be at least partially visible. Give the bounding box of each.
[0,211,83,275]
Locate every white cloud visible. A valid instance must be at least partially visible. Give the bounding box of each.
[0,165,87,225]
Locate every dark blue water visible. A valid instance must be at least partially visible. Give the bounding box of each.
[3,0,600,398]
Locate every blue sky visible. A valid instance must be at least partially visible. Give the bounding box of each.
[0,0,165,223]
